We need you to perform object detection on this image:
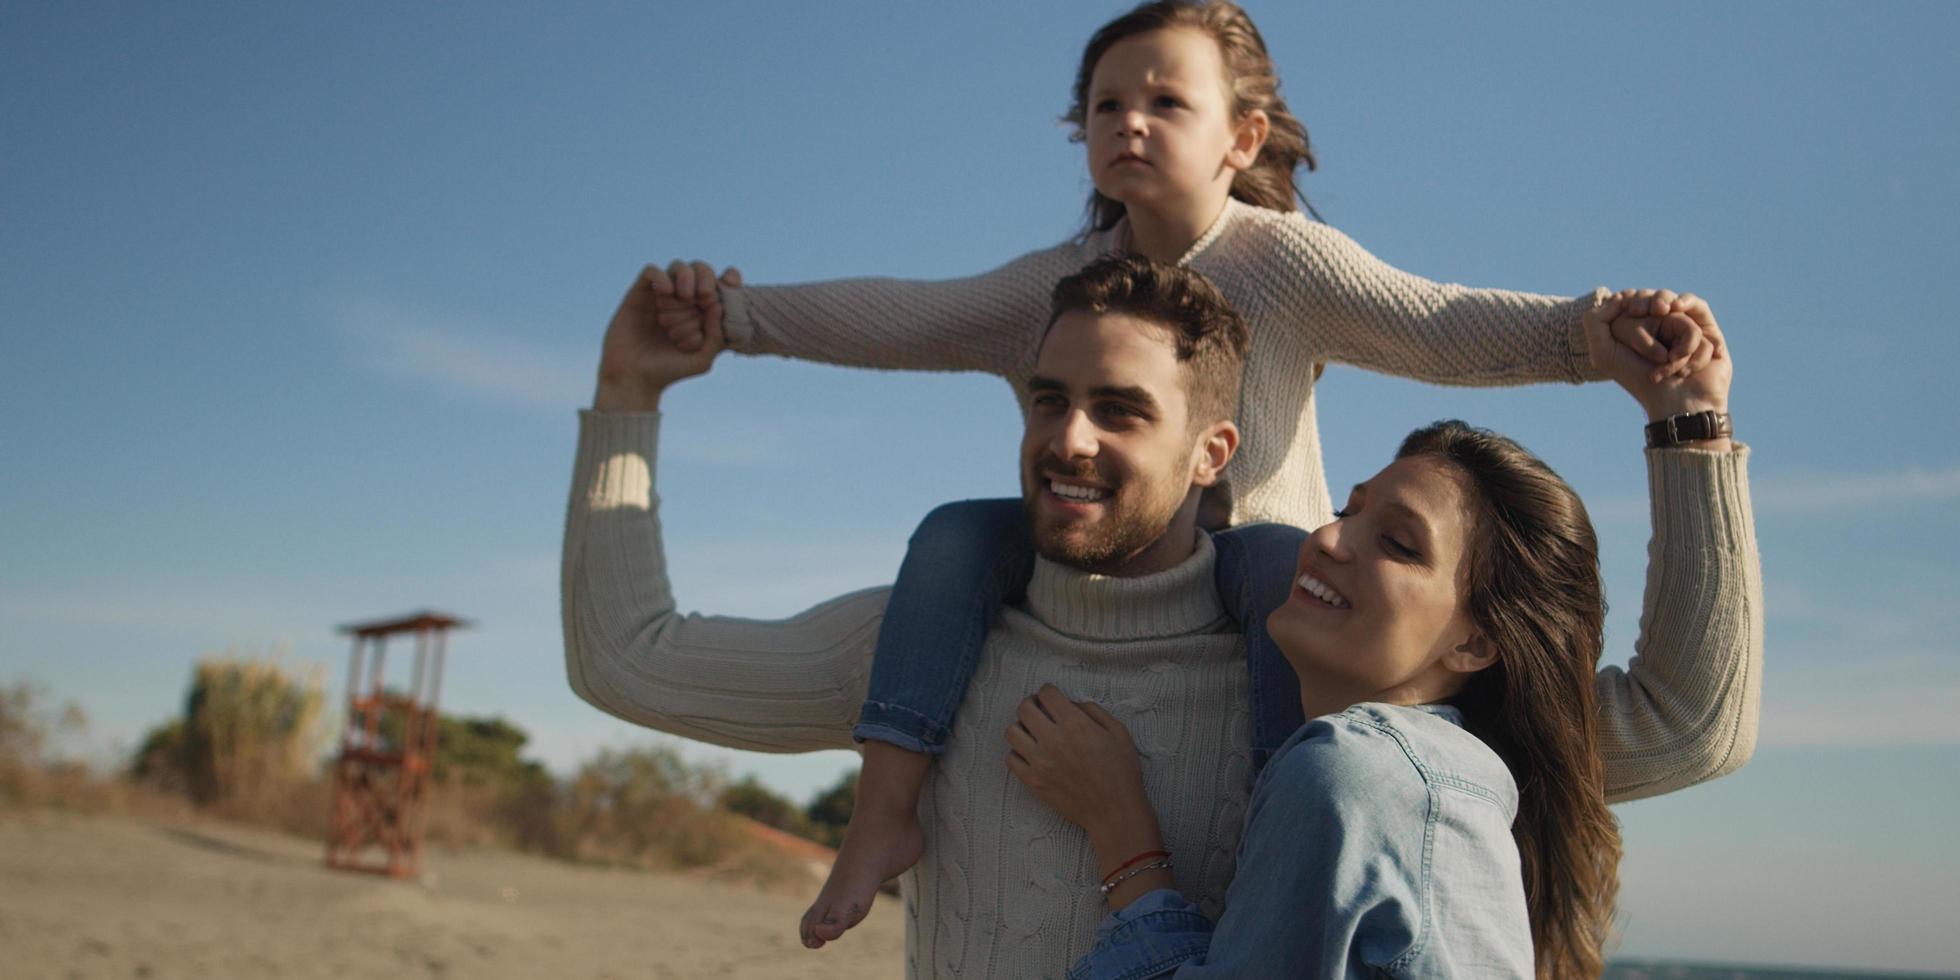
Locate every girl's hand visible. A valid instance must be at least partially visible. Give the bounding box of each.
[1585,292,1733,425]
[1604,288,1722,383]
[593,261,737,411]
[657,259,742,353]
[1005,685,1154,839]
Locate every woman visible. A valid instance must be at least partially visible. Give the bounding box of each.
[1006,291,1751,978]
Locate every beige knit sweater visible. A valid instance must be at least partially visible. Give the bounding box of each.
[561,412,1763,977]
[719,197,1605,529]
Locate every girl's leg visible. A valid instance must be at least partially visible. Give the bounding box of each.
[801,499,1032,948]
[1209,523,1310,778]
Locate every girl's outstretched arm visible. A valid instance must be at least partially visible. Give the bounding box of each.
[1236,209,1608,386]
[715,243,1092,378]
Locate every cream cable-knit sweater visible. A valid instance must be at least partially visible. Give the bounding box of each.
[719,198,1604,529]
[561,412,1763,978]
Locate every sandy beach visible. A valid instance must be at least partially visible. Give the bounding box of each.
[0,810,905,980]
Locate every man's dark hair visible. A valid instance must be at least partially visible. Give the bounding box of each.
[1046,255,1251,430]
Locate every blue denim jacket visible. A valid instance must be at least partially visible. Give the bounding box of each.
[1068,703,1533,979]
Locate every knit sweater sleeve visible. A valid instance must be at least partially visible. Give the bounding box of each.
[1597,446,1763,803]
[560,410,879,753]
[1240,210,1604,386]
[717,241,1088,377]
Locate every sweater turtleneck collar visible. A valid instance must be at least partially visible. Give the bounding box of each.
[1108,198,1244,267]
[1024,531,1228,642]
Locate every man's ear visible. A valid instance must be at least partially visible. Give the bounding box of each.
[1444,633,1499,676]
[1191,420,1240,488]
[1226,109,1270,172]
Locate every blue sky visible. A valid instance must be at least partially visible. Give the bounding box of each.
[4,1,1957,971]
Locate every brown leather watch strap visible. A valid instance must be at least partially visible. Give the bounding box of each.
[1646,410,1733,448]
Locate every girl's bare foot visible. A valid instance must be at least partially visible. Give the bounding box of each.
[800,741,930,948]
[799,804,924,948]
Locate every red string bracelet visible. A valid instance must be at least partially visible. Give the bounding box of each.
[1100,848,1172,888]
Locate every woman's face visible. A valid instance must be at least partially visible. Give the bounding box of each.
[1267,455,1486,706]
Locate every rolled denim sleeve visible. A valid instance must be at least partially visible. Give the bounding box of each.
[1066,890,1215,980]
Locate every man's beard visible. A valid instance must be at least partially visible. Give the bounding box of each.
[1022,459,1183,573]
[1024,495,1164,571]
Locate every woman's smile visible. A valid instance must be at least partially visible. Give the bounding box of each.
[1292,570,1350,610]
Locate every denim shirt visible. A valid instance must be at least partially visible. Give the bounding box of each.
[1067,703,1533,979]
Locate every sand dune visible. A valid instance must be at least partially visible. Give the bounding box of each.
[0,811,904,979]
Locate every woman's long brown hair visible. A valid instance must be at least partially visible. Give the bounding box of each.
[1064,0,1320,232]
[1398,421,1621,979]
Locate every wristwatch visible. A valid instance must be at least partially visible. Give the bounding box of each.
[1645,409,1733,448]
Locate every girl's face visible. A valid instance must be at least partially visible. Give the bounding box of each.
[1083,28,1264,221]
[1266,456,1492,707]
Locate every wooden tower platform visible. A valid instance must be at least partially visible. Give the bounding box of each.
[324,610,467,878]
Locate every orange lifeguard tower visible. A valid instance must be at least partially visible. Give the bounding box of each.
[325,610,467,878]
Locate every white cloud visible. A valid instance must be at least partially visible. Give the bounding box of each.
[1588,462,1960,522]
[0,584,332,636]
[1751,463,1960,514]
[1738,568,1960,747]
[1760,678,1960,747]
[337,301,591,409]
[332,300,860,467]
[1,548,563,636]
[1764,576,1960,639]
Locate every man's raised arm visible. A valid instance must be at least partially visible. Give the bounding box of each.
[560,264,885,753]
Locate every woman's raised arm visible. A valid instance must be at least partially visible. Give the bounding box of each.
[1581,293,1763,801]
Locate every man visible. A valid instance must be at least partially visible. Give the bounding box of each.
[562,256,1760,977]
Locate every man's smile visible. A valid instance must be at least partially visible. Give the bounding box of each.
[1048,479,1112,503]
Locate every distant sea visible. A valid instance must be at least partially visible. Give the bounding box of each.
[1606,961,1958,980]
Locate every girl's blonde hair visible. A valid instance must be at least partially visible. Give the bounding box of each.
[1064,0,1319,232]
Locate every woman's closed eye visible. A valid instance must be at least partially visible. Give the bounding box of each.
[1335,509,1419,558]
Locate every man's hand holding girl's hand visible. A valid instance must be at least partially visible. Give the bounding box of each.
[593,260,741,411]
[1604,287,1723,384]
[1587,289,1734,446]
[651,259,742,354]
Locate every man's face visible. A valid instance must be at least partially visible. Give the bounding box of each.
[1021,310,1212,575]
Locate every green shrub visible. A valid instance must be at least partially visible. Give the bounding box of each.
[720,775,813,837]
[559,744,754,870]
[805,767,858,847]
[1,681,89,807]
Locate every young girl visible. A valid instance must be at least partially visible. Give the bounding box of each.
[640,0,1719,946]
